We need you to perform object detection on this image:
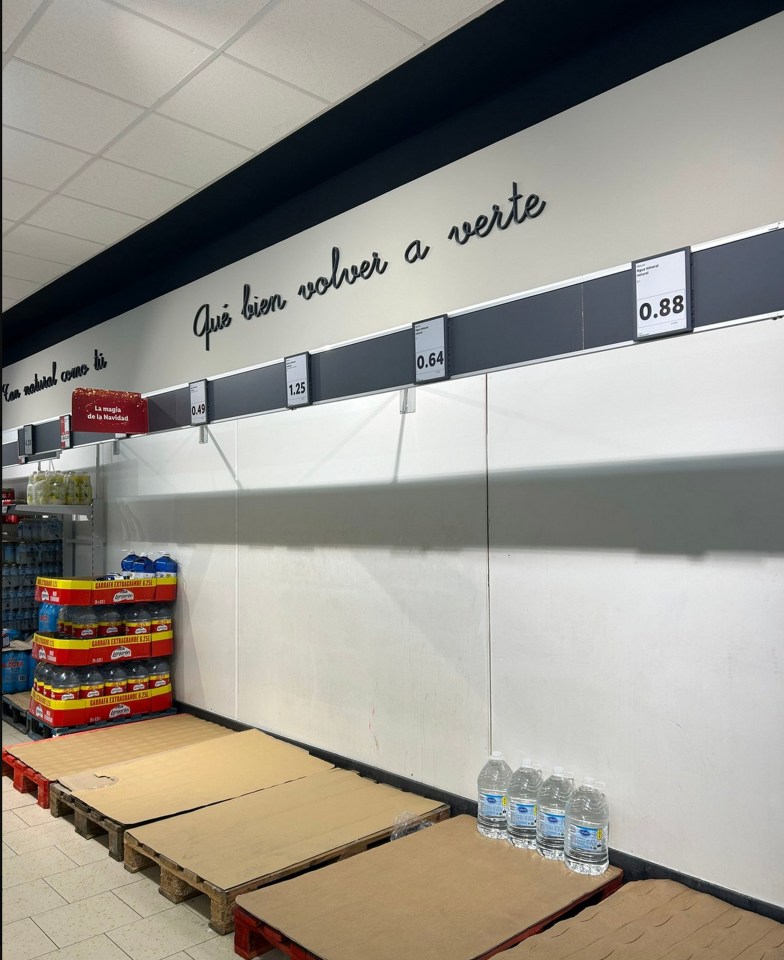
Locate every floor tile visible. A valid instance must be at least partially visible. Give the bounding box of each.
[106,903,217,960]
[45,857,143,902]
[13,805,59,827]
[160,955,191,960]
[3,775,14,791]
[2,847,79,889]
[38,933,140,960]
[2,877,68,924]
[32,891,141,948]
[3,809,29,834]
[55,835,110,866]
[184,935,254,959]
[4,816,81,855]
[3,839,17,858]
[2,789,37,811]
[113,875,174,918]
[1,916,58,960]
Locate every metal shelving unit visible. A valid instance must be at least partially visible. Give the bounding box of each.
[3,501,104,576]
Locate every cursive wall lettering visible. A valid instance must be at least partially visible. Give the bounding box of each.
[193,303,232,352]
[297,246,388,301]
[447,182,546,245]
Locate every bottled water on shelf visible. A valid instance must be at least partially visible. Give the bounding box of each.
[536,767,574,860]
[477,751,512,839]
[507,759,543,848]
[564,778,610,875]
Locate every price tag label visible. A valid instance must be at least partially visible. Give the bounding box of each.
[189,380,208,425]
[285,353,311,408]
[60,414,72,449]
[413,315,449,383]
[18,424,33,462]
[633,247,692,339]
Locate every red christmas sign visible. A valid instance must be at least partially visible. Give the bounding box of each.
[71,388,148,434]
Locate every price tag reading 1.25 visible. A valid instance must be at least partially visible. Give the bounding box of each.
[285,353,311,408]
[189,380,208,425]
[633,247,692,340]
[413,315,449,384]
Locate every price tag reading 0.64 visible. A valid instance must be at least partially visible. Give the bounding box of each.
[416,350,445,371]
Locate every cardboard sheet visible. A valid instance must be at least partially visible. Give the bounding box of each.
[57,728,332,826]
[235,814,622,960]
[4,713,232,781]
[126,768,448,891]
[505,879,784,958]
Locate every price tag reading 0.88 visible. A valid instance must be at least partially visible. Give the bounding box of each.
[638,294,686,323]
[634,248,692,340]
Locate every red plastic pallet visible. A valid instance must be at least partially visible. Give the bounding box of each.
[1,748,51,808]
[232,872,625,960]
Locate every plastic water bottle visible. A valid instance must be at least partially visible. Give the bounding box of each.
[131,554,155,577]
[564,778,610,875]
[507,759,543,848]
[121,550,139,572]
[536,767,574,860]
[477,751,512,839]
[153,553,178,576]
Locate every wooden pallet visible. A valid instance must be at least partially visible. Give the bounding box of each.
[1,747,52,808]
[125,804,450,936]
[2,691,32,735]
[49,781,127,861]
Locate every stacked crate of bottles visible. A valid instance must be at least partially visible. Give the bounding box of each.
[30,560,177,728]
[2,515,63,637]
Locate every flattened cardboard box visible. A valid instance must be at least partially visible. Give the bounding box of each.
[236,814,621,960]
[57,728,332,826]
[3,713,232,782]
[126,768,448,891]
[505,879,784,958]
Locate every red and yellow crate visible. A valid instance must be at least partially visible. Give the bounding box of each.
[35,575,177,606]
[29,684,173,727]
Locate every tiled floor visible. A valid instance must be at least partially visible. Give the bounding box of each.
[2,720,286,960]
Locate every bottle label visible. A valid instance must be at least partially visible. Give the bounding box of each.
[509,802,537,828]
[567,823,607,853]
[151,674,170,688]
[538,810,565,839]
[478,790,507,818]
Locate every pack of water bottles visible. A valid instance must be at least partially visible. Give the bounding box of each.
[476,752,610,875]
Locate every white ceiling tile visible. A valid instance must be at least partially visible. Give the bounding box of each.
[61,160,193,220]
[105,113,254,188]
[3,298,20,311]
[2,179,49,220]
[2,223,105,266]
[1,0,44,52]
[362,0,495,40]
[2,275,42,301]
[227,0,423,102]
[15,0,212,107]
[112,0,271,48]
[2,60,145,153]
[25,195,146,245]
[159,55,324,151]
[2,251,69,284]
[1,128,91,192]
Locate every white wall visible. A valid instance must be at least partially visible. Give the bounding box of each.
[487,318,784,906]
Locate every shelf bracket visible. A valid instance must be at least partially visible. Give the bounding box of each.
[399,387,416,415]
[198,425,209,444]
